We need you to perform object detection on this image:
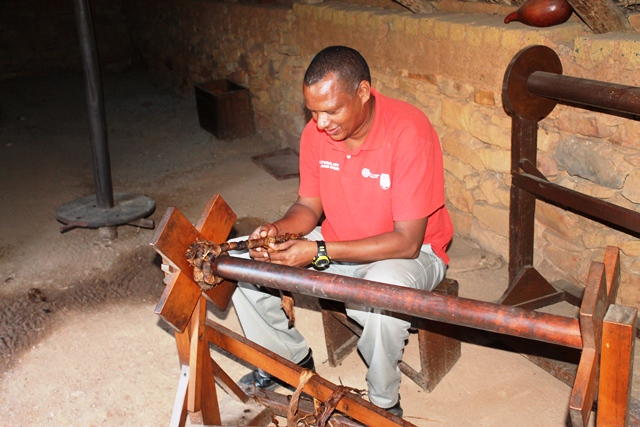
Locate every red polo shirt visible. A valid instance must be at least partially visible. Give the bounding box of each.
[298,89,453,264]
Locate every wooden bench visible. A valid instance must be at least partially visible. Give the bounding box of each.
[320,278,461,392]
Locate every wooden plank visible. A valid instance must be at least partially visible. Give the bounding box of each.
[566,0,630,34]
[211,357,250,404]
[570,348,598,427]
[513,173,640,235]
[150,207,204,278]
[508,117,538,286]
[187,298,221,425]
[569,262,608,427]
[206,319,415,427]
[155,273,201,333]
[597,305,637,427]
[194,194,237,242]
[169,364,190,427]
[196,194,238,311]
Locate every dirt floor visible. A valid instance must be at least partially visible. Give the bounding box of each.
[0,72,632,426]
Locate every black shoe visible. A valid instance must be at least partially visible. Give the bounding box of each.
[382,396,403,418]
[239,348,315,390]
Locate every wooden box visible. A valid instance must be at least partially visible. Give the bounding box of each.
[195,80,254,140]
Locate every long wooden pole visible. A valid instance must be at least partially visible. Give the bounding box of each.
[209,256,583,349]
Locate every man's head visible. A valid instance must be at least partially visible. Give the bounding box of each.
[303,46,374,143]
[303,46,371,92]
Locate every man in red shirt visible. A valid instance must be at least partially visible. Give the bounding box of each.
[233,45,453,417]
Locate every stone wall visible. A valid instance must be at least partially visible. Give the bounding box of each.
[126,0,640,307]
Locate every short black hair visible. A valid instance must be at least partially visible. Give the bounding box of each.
[303,46,371,92]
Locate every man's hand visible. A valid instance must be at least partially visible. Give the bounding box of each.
[264,239,316,268]
[248,223,279,262]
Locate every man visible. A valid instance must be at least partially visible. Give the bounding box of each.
[231,45,453,417]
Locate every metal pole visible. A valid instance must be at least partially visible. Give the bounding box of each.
[210,257,583,349]
[73,0,114,209]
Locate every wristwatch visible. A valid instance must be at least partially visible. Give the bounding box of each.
[311,240,331,271]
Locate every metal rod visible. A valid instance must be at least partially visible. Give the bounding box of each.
[528,71,640,117]
[73,0,114,209]
[210,257,583,349]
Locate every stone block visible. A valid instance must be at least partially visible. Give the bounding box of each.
[478,171,505,206]
[477,145,510,173]
[537,152,559,178]
[443,154,475,181]
[554,136,633,189]
[445,173,474,213]
[582,228,626,250]
[542,244,583,278]
[441,98,470,130]
[469,219,509,261]
[555,175,618,200]
[469,109,510,149]
[440,129,485,171]
[536,201,583,239]
[474,89,495,107]
[473,202,508,237]
[622,169,640,204]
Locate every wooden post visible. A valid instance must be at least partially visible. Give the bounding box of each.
[597,305,637,426]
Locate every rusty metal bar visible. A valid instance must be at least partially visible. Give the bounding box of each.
[210,257,583,349]
[527,71,640,117]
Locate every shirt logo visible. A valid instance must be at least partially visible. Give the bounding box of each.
[319,160,340,171]
[361,168,379,179]
[362,168,390,190]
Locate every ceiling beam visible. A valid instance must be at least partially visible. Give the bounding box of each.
[566,0,631,34]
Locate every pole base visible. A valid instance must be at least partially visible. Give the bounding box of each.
[56,193,155,233]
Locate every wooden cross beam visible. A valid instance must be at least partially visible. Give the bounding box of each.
[152,194,237,332]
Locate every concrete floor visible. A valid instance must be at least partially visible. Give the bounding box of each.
[0,71,630,426]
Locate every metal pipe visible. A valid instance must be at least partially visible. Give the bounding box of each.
[73,0,114,209]
[211,257,583,349]
[528,71,640,117]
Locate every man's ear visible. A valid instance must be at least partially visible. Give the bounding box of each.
[357,80,371,104]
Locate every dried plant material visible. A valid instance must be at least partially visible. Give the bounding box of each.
[315,385,359,427]
[281,291,296,328]
[287,369,316,427]
[186,233,304,290]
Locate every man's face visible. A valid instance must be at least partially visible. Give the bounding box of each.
[303,73,371,142]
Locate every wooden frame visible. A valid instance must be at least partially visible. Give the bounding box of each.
[501,45,640,426]
[150,193,636,426]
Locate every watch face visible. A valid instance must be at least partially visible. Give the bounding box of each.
[313,256,330,270]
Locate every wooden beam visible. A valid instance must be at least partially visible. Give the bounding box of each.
[598,305,637,427]
[566,0,630,34]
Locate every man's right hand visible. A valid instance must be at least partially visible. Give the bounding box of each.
[248,223,279,262]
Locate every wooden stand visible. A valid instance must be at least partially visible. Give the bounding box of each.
[501,45,640,426]
[150,194,636,427]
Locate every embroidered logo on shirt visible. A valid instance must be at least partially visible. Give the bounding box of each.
[319,160,340,171]
[380,173,390,190]
[362,168,391,190]
[361,168,380,179]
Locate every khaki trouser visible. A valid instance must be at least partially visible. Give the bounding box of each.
[230,227,447,409]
